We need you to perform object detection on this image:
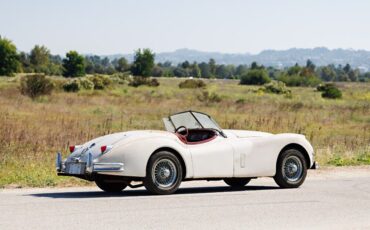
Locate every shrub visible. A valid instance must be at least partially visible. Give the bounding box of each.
[240,69,271,85]
[323,87,342,99]
[260,81,291,95]
[197,91,222,104]
[52,78,68,91]
[79,78,94,90]
[62,80,80,92]
[20,74,54,99]
[179,79,206,89]
[110,72,129,84]
[88,75,112,90]
[128,77,160,87]
[148,78,160,87]
[129,76,147,87]
[317,83,342,99]
[277,74,321,87]
[317,83,333,92]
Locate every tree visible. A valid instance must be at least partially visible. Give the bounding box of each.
[235,65,248,77]
[114,57,129,72]
[84,55,105,74]
[181,61,190,69]
[131,48,155,77]
[343,63,351,73]
[0,36,20,76]
[191,62,201,78]
[359,72,370,82]
[318,66,335,81]
[101,57,110,67]
[216,65,234,79]
[30,45,50,72]
[342,63,358,81]
[208,58,216,77]
[62,51,85,77]
[151,66,163,77]
[173,67,188,77]
[306,59,316,72]
[287,64,301,75]
[199,62,211,78]
[348,69,359,82]
[251,62,258,70]
[19,51,32,73]
[48,54,63,75]
[84,58,95,74]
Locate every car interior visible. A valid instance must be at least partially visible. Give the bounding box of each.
[176,128,217,144]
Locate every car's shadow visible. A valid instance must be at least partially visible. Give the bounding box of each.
[29,185,280,199]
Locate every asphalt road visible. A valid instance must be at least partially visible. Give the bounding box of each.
[1,167,370,230]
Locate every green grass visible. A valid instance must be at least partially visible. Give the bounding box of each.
[0,76,369,188]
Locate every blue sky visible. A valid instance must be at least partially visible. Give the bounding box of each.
[1,0,369,55]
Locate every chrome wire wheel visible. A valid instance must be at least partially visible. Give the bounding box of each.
[145,151,183,195]
[152,158,178,188]
[282,155,303,182]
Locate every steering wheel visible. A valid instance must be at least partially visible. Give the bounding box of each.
[174,126,188,137]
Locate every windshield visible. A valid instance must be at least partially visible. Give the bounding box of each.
[163,111,225,137]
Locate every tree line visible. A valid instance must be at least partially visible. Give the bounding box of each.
[0,36,369,84]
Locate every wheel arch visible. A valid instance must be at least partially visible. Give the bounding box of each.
[278,143,311,169]
[149,147,187,180]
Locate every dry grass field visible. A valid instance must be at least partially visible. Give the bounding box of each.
[0,75,369,188]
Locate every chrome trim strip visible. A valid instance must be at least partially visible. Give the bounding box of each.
[93,163,124,172]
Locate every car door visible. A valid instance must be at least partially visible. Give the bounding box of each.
[230,137,276,177]
[189,136,234,178]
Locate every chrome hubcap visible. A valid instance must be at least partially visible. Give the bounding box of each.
[161,168,171,178]
[282,156,303,182]
[152,159,177,188]
[288,164,298,174]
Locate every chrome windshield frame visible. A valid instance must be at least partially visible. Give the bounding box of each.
[165,111,227,138]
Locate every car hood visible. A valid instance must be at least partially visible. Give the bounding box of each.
[223,129,273,138]
[68,130,172,160]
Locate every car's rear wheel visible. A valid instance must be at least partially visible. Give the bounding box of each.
[274,148,307,188]
[144,151,183,195]
[224,178,251,188]
[95,177,127,192]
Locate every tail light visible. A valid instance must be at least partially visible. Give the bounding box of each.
[101,146,107,153]
[69,145,82,153]
[69,145,75,153]
[100,145,112,154]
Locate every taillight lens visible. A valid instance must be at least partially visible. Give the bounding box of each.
[100,145,112,154]
[69,145,75,153]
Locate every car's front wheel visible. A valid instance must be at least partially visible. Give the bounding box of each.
[274,148,307,188]
[95,177,127,192]
[144,151,183,195]
[224,178,251,188]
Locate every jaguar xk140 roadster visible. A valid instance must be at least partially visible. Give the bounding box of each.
[56,111,318,195]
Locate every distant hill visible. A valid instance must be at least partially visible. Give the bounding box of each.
[104,48,370,71]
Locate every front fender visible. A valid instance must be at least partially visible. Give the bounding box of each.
[274,133,314,167]
[239,133,314,177]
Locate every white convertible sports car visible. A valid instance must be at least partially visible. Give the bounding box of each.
[56,111,318,195]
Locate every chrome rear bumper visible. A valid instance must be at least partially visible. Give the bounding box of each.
[56,152,124,175]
